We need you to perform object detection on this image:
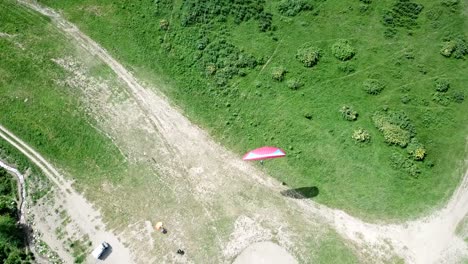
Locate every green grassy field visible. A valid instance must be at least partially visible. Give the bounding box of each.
[35,0,468,219]
[0,1,126,185]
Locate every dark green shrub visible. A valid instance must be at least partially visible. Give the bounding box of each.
[363,79,385,95]
[442,0,459,7]
[277,0,312,17]
[372,110,415,147]
[425,159,435,168]
[401,95,411,104]
[205,64,216,76]
[258,12,273,32]
[180,0,274,32]
[440,37,467,58]
[340,106,358,121]
[296,46,321,67]
[390,152,420,177]
[287,78,303,90]
[331,40,356,61]
[441,0,460,12]
[352,128,371,143]
[451,90,464,103]
[338,62,356,74]
[383,125,411,147]
[272,67,287,81]
[382,0,424,35]
[407,138,426,160]
[432,92,451,106]
[159,19,169,31]
[435,79,450,92]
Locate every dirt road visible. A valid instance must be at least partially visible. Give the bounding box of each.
[0,125,135,264]
[9,1,468,263]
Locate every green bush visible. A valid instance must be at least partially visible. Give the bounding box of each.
[432,92,451,106]
[440,37,468,58]
[352,128,371,143]
[159,19,169,31]
[363,79,385,95]
[180,0,273,32]
[401,95,411,104]
[382,0,424,31]
[382,124,411,147]
[287,78,303,90]
[331,40,356,61]
[451,90,465,103]
[435,79,450,92]
[372,110,415,147]
[407,138,426,160]
[337,62,356,74]
[296,46,321,67]
[340,106,358,121]
[277,0,312,17]
[441,0,460,13]
[390,152,421,177]
[272,67,287,81]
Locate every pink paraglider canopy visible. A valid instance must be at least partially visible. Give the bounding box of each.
[243,146,286,161]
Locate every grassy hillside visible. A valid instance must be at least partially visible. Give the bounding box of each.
[0,1,126,185]
[36,0,468,219]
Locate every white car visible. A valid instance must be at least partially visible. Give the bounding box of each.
[91,242,110,259]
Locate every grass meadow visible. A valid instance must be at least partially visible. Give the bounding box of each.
[35,0,468,220]
[0,0,126,185]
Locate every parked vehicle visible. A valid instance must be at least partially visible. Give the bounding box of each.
[91,242,110,259]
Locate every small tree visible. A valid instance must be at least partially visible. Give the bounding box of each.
[340,105,358,121]
[352,128,371,143]
[272,67,287,81]
[435,79,450,92]
[407,138,426,160]
[332,40,356,61]
[278,0,312,17]
[363,79,385,95]
[159,19,169,31]
[287,78,303,90]
[296,46,321,67]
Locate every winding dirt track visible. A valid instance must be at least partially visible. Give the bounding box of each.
[0,125,134,264]
[6,1,468,263]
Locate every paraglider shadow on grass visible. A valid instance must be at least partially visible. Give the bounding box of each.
[281,186,319,199]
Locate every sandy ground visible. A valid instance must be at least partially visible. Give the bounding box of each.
[232,241,298,264]
[3,1,467,263]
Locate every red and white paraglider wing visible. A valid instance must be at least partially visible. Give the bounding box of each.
[243,146,286,161]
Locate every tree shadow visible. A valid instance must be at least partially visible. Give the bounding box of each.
[18,223,34,248]
[281,186,319,199]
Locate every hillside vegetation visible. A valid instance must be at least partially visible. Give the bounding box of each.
[0,168,34,263]
[36,0,468,219]
[0,0,126,186]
